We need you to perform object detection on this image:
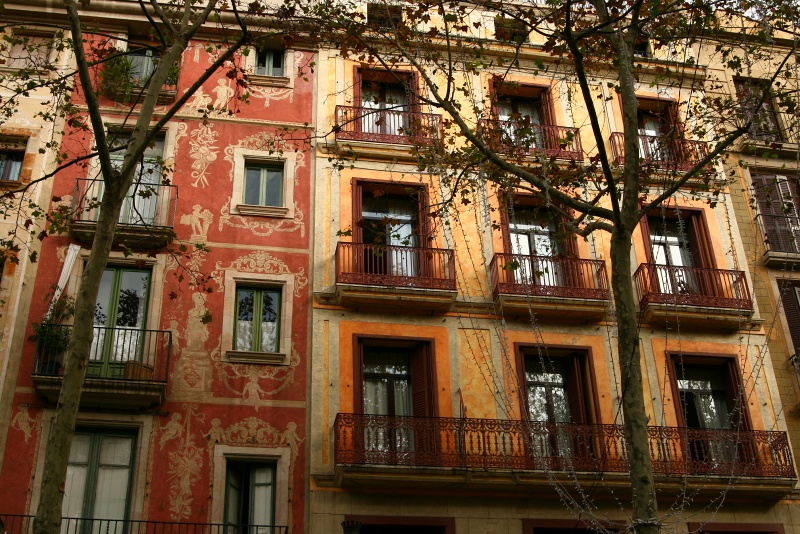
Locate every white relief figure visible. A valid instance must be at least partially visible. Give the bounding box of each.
[160,412,184,449]
[280,421,304,458]
[242,372,268,411]
[184,87,212,115]
[11,406,36,443]
[188,123,218,188]
[180,204,213,239]
[185,292,210,351]
[211,78,235,111]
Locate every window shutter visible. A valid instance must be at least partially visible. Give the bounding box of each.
[540,89,555,127]
[516,347,529,418]
[666,355,686,427]
[724,358,750,430]
[352,181,364,243]
[564,354,587,424]
[410,343,434,417]
[781,284,800,354]
[686,213,708,269]
[753,173,798,253]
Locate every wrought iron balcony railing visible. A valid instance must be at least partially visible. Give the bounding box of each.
[757,213,800,255]
[490,253,610,300]
[335,105,443,145]
[32,324,171,384]
[336,242,456,291]
[609,132,710,171]
[633,264,752,310]
[478,119,583,161]
[0,515,287,534]
[334,413,795,478]
[72,178,178,229]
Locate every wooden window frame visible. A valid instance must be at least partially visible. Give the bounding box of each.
[523,519,623,534]
[353,334,438,418]
[352,179,430,245]
[224,459,277,529]
[687,524,784,534]
[243,162,284,208]
[354,67,420,111]
[366,3,403,29]
[490,80,556,127]
[734,78,784,143]
[640,208,717,269]
[500,195,577,257]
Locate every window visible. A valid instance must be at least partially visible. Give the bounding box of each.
[778,281,800,354]
[225,461,276,534]
[636,99,680,161]
[367,3,402,29]
[90,267,151,378]
[752,173,800,254]
[0,148,23,181]
[353,181,426,277]
[62,429,136,526]
[643,211,712,295]
[0,32,51,70]
[632,37,651,58]
[504,204,572,287]
[255,49,283,77]
[494,16,528,44]
[107,131,166,226]
[127,48,157,87]
[668,354,750,464]
[235,287,281,353]
[492,84,555,151]
[734,79,784,143]
[231,149,296,219]
[244,164,283,208]
[523,519,621,534]
[357,70,414,137]
[687,524,784,534]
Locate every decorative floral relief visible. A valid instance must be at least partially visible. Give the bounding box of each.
[218,198,306,237]
[159,403,206,521]
[210,250,308,295]
[188,123,219,188]
[173,123,189,158]
[223,131,306,183]
[248,86,294,107]
[213,344,301,411]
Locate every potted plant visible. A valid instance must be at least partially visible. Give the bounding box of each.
[29,289,75,376]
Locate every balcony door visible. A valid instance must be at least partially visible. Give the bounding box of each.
[507,206,565,287]
[225,461,276,534]
[355,182,425,278]
[61,430,135,534]
[356,339,435,463]
[752,173,800,254]
[109,132,164,226]
[646,213,713,297]
[498,96,543,149]
[636,99,679,162]
[90,267,151,378]
[357,70,417,138]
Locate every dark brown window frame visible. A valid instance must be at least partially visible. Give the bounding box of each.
[733,78,785,143]
[354,67,420,111]
[345,515,455,534]
[499,194,577,257]
[687,523,785,534]
[513,343,602,425]
[353,334,438,418]
[523,518,624,534]
[351,179,430,245]
[490,80,556,127]
[639,207,717,269]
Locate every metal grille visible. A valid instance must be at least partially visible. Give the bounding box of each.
[490,254,610,300]
[633,264,753,310]
[336,242,456,290]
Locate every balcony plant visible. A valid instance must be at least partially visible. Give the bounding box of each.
[29,289,76,376]
[99,54,180,103]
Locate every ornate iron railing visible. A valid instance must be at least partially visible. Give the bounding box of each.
[335,105,443,145]
[478,119,583,161]
[32,324,172,384]
[0,515,287,534]
[633,264,752,310]
[72,178,178,229]
[489,253,610,300]
[333,413,795,478]
[609,132,710,171]
[757,213,800,254]
[336,242,456,290]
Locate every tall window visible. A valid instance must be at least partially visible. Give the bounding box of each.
[127,48,157,87]
[493,84,553,151]
[62,430,136,528]
[225,461,276,534]
[734,79,784,143]
[244,164,283,207]
[778,281,800,355]
[358,70,414,137]
[751,173,800,254]
[0,34,50,69]
[108,131,165,226]
[91,268,151,377]
[0,149,23,181]
[235,287,281,353]
[645,213,710,295]
[506,205,565,287]
[367,3,402,29]
[255,49,283,77]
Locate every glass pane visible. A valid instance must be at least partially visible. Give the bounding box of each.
[94,270,115,326]
[393,378,412,416]
[93,465,130,520]
[99,436,133,465]
[551,387,571,423]
[116,271,149,328]
[236,289,255,350]
[363,378,389,415]
[527,385,548,421]
[245,167,263,205]
[69,434,92,463]
[264,168,283,207]
[363,350,410,375]
[259,290,279,352]
[62,465,88,518]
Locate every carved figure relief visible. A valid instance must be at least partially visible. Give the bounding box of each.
[214,343,301,410]
[180,204,213,241]
[211,79,235,111]
[188,123,219,188]
[218,198,306,237]
[210,250,308,295]
[183,88,212,115]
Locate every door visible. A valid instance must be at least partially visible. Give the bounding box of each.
[509,207,562,287]
[638,111,665,160]
[498,97,543,149]
[362,348,414,457]
[361,81,409,136]
[225,462,276,534]
[90,268,150,378]
[524,356,574,464]
[109,133,164,226]
[62,431,135,534]
[361,192,420,277]
[649,218,698,295]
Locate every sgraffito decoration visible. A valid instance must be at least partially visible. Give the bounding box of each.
[10,406,39,443]
[248,85,294,107]
[210,250,308,296]
[188,123,219,188]
[180,204,214,241]
[213,343,301,410]
[173,122,189,157]
[218,198,306,237]
[159,403,206,521]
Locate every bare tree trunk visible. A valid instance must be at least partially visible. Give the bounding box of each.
[610,226,659,534]
[33,179,126,534]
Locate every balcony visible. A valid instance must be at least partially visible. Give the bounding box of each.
[610,132,710,173]
[335,242,457,313]
[333,413,795,494]
[757,213,800,267]
[334,105,443,148]
[478,119,583,161]
[0,516,287,534]
[490,254,610,321]
[70,178,178,249]
[31,324,172,409]
[633,264,753,329]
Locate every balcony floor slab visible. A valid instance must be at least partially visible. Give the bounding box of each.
[335,283,457,314]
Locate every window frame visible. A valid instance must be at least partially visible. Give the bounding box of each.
[523,519,623,534]
[0,28,57,72]
[351,180,429,245]
[343,516,456,534]
[224,459,277,531]
[233,286,282,354]
[0,134,37,187]
[231,148,296,219]
[639,208,716,269]
[222,270,294,365]
[734,78,785,143]
[366,3,403,29]
[242,47,293,87]
[211,445,291,531]
[353,335,438,418]
[243,162,284,209]
[686,523,785,534]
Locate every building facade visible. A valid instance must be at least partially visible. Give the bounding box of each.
[0,3,314,534]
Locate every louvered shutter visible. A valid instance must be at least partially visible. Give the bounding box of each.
[666,355,686,427]
[724,358,750,430]
[686,214,707,269]
[753,173,798,253]
[410,344,434,417]
[782,285,800,354]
